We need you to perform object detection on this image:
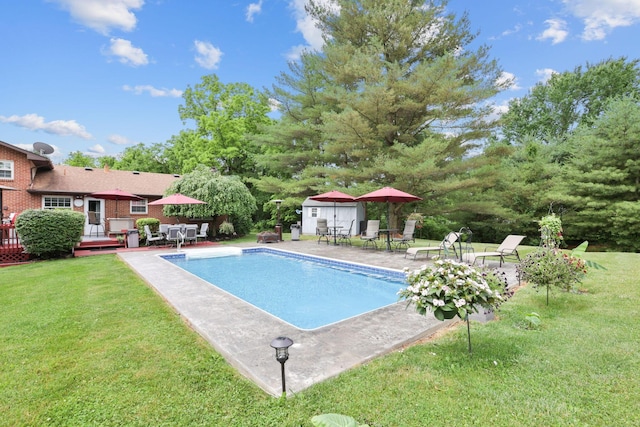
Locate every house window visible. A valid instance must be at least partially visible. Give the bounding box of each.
[43,196,72,209]
[310,207,320,217]
[0,160,14,179]
[130,199,148,214]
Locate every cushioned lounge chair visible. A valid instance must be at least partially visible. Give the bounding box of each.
[470,234,526,266]
[392,220,416,251]
[360,220,380,250]
[405,231,459,260]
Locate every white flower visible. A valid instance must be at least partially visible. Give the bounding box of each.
[433,299,445,307]
[454,298,467,307]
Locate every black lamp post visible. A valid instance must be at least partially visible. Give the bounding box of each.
[270,336,293,396]
[273,199,283,241]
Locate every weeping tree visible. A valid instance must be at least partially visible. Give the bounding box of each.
[163,165,257,235]
[252,0,507,227]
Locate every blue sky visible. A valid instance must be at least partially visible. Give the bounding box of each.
[1,0,639,162]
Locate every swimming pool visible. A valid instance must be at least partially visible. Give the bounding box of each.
[161,247,406,330]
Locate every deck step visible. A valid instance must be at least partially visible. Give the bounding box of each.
[77,239,125,250]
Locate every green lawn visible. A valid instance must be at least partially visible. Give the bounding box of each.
[1,250,638,426]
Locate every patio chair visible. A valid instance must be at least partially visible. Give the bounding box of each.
[87,211,104,237]
[337,219,355,246]
[392,220,416,251]
[360,220,380,250]
[471,235,526,266]
[316,218,330,245]
[404,231,460,260]
[143,224,165,246]
[196,222,209,242]
[166,226,183,247]
[183,224,198,245]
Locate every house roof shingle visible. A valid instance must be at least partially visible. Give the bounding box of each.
[29,165,180,197]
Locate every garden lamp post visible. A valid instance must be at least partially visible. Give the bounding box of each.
[270,336,293,396]
[273,199,283,241]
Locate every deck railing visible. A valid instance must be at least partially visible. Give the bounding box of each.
[0,224,29,264]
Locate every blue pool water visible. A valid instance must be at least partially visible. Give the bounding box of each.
[162,248,405,330]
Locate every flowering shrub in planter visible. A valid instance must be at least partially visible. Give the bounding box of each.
[398,259,510,321]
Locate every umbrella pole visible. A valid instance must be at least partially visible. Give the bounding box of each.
[386,201,392,251]
[333,202,338,245]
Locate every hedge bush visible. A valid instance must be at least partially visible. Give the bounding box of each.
[15,209,84,258]
[135,217,160,240]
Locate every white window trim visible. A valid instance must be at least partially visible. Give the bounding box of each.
[130,198,148,215]
[43,195,73,209]
[0,160,14,180]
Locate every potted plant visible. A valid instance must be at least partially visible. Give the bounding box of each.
[398,259,510,353]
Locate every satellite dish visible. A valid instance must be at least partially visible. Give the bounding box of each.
[33,141,54,155]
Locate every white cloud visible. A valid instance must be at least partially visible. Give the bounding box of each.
[483,100,511,124]
[286,0,337,59]
[496,71,522,91]
[50,0,144,35]
[106,38,148,66]
[0,113,92,139]
[122,85,182,97]
[536,68,557,83]
[194,40,223,69]
[108,134,133,145]
[537,19,569,44]
[88,144,106,154]
[246,0,263,22]
[563,0,640,40]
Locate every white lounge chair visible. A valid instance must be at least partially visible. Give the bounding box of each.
[471,235,526,266]
[405,231,459,260]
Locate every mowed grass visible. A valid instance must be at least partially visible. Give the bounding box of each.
[1,251,639,426]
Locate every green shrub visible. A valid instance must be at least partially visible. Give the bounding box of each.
[15,209,84,258]
[135,218,160,240]
[218,221,235,236]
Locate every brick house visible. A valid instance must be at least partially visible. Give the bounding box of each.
[1,140,186,236]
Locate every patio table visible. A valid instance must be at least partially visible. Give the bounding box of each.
[379,228,398,252]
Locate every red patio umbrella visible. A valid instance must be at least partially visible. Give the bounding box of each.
[90,188,142,218]
[355,187,422,251]
[148,193,207,206]
[310,190,356,245]
[148,193,206,223]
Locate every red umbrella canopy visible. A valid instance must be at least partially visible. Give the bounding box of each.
[90,188,143,218]
[355,187,422,203]
[309,190,356,203]
[148,193,206,205]
[90,188,143,201]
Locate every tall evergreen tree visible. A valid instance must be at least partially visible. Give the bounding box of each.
[560,97,640,251]
[253,0,505,225]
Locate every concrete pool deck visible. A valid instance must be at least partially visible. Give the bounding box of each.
[118,239,518,396]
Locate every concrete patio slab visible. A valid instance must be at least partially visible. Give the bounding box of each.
[118,240,518,396]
